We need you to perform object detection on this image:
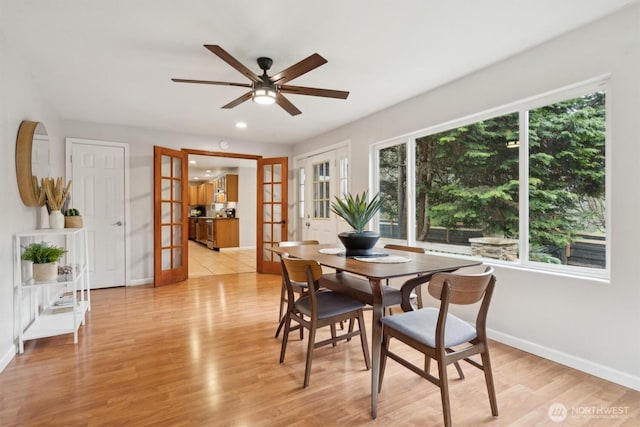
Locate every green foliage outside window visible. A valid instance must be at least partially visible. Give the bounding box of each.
[378,91,606,267]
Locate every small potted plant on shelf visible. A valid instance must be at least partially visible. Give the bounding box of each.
[21,242,67,282]
[64,208,83,228]
[330,191,384,256]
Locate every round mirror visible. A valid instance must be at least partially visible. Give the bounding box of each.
[16,120,50,207]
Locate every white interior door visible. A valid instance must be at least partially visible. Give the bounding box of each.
[300,150,340,244]
[66,139,127,289]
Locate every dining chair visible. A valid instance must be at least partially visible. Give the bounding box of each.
[379,265,498,427]
[280,257,371,388]
[319,244,424,316]
[274,240,319,338]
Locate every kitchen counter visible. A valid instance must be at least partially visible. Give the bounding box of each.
[190,217,239,249]
[190,216,238,220]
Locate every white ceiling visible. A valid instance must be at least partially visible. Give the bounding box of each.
[188,154,255,182]
[3,0,637,145]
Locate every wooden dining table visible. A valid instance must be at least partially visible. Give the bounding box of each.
[270,243,480,418]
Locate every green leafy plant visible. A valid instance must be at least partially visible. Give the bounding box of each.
[330,191,383,233]
[64,208,80,216]
[21,242,67,264]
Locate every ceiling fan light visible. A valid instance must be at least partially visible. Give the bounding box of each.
[253,88,277,105]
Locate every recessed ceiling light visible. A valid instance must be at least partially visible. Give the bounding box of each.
[235,121,247,129]
[193,176,199,180]
[189,160,196,164]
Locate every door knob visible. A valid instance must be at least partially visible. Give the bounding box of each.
[112,221,123,226]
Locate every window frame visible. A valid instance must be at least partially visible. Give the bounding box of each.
[371,76,610,280]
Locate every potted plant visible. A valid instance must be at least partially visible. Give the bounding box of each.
[331,191,384,256]
[21,242,67,282]
[64,208,83,228]
[43,177,72,229]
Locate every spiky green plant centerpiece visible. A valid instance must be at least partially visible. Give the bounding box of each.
[331,191,383,256]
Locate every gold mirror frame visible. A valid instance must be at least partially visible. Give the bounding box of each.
[16,120,48,207]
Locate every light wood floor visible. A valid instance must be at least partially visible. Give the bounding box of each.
[188,240,256,277]
[1,273,638,426]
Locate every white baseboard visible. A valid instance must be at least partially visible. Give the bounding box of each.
[489,329,640,391]
[0,343,16,374]
[127,278,153,286]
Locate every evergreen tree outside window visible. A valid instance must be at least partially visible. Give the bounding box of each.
[379,144,407,239]
[374,82,607,277]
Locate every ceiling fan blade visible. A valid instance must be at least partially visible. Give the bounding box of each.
[275,94,302,116]
[269,53,327,85]
[221,91,253,109]
[171,78,252,88]
[280,85,349,99]
[204,45,261,83]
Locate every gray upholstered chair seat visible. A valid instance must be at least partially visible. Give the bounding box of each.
[296,291,365,319]
[381,307,477,348]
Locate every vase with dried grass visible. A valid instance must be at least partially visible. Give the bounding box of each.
[43,177,72,229]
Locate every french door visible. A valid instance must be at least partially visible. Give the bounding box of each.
[153,146,188,286]
[297,147,350,243]
[257,157,288,274]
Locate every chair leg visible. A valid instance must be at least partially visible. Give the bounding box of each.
[357,310,371,370]
[279,315,292,363]
[346,318,354,342]
[425,356,431,374]
[299,312,304,340]
[453,361,465,380]
[445,347,465,379]
[330,323,337,347]
[274,315,286,338]
[303,324,317,388]
[278,280,286,321]
[275,280,287,338]
[379,331,390,391]
[437,360,452,427]
[481,350,499,416]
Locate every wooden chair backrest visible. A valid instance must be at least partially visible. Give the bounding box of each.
[282,258,323,285]
[384,244,425,254]
[428,266,494,305]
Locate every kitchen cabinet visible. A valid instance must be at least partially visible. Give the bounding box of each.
[204,183,214,205]
[188,217,197,240]
[196,183,215,205]
[188,185,199,205]
[210,218,239,249]
[225,174,239,202]
[197,184,205,205]
[213,174,238,203]
[13,228,91,353]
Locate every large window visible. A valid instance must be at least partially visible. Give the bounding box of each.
[379,144,408,240]
[375,83,607,277]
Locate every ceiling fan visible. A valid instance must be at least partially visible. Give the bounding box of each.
[172,45,349,116]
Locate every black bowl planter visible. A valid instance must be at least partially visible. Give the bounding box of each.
[338,231,380,257]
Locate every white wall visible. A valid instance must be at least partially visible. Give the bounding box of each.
[0,73,290,370]
[0,29,65,371]
[293,6,640,389]
[237,166,257,247]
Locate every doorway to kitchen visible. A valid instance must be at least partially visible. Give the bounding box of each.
[184,149,259,277]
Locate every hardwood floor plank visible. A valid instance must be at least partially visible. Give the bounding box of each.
[1,271,638,426]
